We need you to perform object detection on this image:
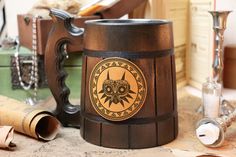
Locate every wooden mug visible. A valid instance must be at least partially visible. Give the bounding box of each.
[45,9,178,148]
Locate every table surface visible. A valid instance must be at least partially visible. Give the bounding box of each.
[0,89,236,157]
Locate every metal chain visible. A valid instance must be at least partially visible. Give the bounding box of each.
[32,17,38,99]
[14,16,39,98]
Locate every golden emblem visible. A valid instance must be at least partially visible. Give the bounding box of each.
[89,57,147,121]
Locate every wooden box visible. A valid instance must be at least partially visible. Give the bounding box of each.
[13,0,146,102]
[17,0,145,55]
[17,15,98,55]
[223,45,236,89]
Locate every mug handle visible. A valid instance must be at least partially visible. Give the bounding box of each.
[45,9,84,128]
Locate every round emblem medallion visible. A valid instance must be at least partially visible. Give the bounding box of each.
[89,57,147,121]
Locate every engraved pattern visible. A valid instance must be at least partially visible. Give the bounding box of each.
[98,71,136,107]
[89,57,147,121]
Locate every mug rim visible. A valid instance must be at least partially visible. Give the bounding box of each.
[85,19,171,25]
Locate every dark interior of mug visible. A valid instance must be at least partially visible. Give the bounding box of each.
[85,19,171,25]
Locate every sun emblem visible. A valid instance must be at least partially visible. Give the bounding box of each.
[89,57,147,121]
[99,71,136,107]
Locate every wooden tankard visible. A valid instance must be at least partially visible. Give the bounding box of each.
[45,9,178,149]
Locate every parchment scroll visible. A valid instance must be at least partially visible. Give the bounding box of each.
[0,95,60,141]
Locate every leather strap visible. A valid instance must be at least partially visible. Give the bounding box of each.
[84,49,174,59]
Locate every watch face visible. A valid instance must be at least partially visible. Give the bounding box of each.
[89,57,147,121]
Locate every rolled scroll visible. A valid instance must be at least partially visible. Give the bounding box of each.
[0,126,16,149]
[0,95,60,141]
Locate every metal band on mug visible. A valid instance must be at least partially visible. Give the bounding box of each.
[83,49,174,59]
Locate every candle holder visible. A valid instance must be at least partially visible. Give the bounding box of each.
[196,109,236,147]
[208,10,234,116]
[195,10,236,148]
[209,11,231,83]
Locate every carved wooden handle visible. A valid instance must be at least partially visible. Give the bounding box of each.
[45,9,84,127]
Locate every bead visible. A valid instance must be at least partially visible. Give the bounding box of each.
[32,34,37,40]
[32,40,37,45]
